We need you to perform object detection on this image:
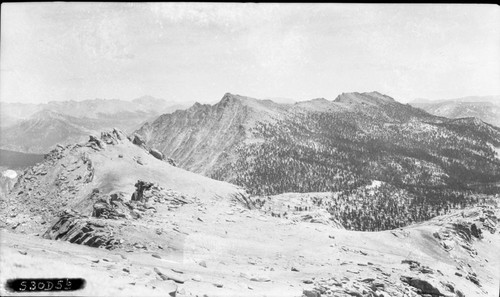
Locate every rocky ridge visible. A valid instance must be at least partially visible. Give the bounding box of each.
[0,128,247,249]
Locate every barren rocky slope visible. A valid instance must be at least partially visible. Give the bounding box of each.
[136,93,291,176]
[1,196,498,297]
[0,129,246,236]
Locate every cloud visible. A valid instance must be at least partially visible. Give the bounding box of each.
[1,3,499,103]
[147,3,286,31]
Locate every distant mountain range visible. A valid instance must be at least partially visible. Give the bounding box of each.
[135,92,500,199]
[410,96,500,128]
[0,96,188,153]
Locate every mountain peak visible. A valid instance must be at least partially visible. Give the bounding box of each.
[310,97,329,102]
[187,101,210,112]
[365,91,396,101]
[217,93,256,109]
[334,91,396,105]
[132,95,165,105]
[220,92,245,103]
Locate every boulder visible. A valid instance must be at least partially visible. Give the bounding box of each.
[112,128,125,140]
[100,132,118,145]
[132,134,145,146]
[303,289,320,297]
[441,240,454,251]
[250,277,271,282]
[466,273,480,286]
[470,223,482,239]
[166,158,177,167]
[88,135,104,150]
[345,291,363,297]
[420,266,434,274]
[149,148,164,160]
[401,259,420,266]
[91,192,129,220]
[400,276,450,296]
[131,180,154,202]
[154,267,186,284]
[42,212,117,249]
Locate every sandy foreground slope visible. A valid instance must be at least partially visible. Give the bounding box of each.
[0,130,498,297]
[1,200,499,297]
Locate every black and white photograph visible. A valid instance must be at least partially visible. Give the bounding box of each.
[1,3,499,297]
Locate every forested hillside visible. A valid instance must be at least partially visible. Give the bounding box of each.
[137,92,500,219]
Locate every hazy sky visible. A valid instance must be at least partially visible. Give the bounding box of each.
[1,3,499,104]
